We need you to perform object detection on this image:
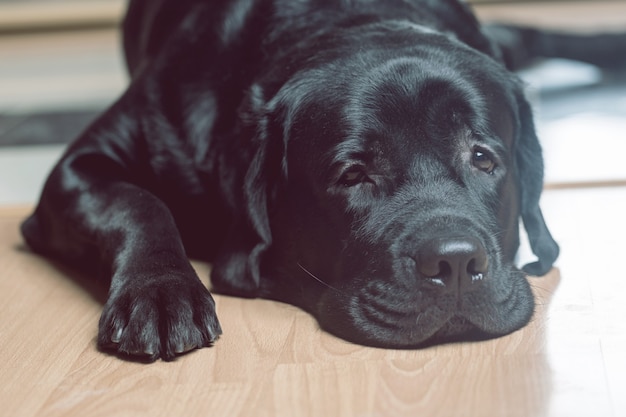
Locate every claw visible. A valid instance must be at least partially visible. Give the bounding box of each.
[111,327,123,343]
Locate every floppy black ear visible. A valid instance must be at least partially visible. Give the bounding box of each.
[515,92,560,276]
[210,86,279,297]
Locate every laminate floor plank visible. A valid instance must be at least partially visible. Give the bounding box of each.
[2,186,625,417]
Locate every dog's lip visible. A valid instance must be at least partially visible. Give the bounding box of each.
[333,296,510,348]
[312,257,532,348]
[315,283,457,346]
[335,297,486,348]
[349,302,453,347]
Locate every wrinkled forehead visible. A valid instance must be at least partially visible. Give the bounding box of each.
[275,42,519,174]
[334,55,517,161]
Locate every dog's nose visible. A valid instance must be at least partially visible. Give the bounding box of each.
[417,237,489,292]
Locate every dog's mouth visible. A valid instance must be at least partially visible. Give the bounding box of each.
[312,265,534,349]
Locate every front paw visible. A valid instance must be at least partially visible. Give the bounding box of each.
[97,275,221,362]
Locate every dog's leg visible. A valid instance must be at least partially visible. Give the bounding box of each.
[485,24,626,71]
[21,100,221,362]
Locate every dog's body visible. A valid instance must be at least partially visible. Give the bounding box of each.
[21,0,625,361]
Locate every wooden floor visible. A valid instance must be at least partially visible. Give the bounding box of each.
[2,1,626,417]
[2,187,626,417]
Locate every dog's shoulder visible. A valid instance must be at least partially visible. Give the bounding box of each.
[123,0,501,72]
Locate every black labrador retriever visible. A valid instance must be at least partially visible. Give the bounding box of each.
[21,0,625,361]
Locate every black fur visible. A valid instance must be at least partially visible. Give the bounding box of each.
[22,0,625,361]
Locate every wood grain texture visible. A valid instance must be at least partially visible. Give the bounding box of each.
[2,191,624,417]
[0,0,125,32]
[475,1,626,31]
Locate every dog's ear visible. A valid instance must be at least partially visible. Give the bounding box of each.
[514,91,560,276]
[210,85,281,296]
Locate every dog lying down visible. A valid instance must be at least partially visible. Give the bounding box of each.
[21,0,626,361]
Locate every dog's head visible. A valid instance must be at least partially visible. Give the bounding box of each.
[212,23,559,347]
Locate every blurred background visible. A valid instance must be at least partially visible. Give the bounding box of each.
[0,0,626,204]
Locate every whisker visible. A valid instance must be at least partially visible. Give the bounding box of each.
[296,262,345,294]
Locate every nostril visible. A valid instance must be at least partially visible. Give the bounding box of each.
[422,260,452,290]
[467,256,488,281]
[438,260,452,278]
[420,259,452,279]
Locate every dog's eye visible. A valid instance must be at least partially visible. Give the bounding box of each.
[339,166,368,187]
[472,149,496,174]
